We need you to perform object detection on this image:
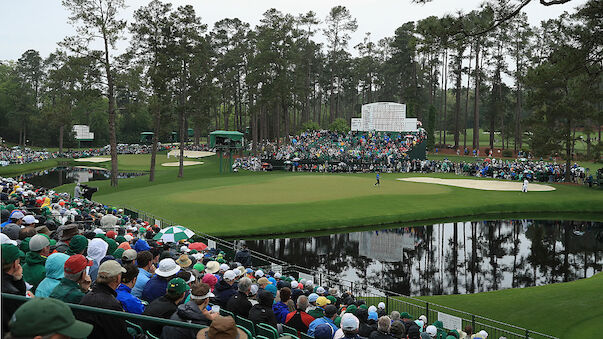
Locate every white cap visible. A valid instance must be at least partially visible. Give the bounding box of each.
[378,302,385,309]
[368,306,377,313]
[223,270,237,281]
[274,272,281,279]
[124,235,133,242]
[10,211,24,219]
[478,330,488,338]
[426,325,437,337]
[316,286,326,294]
[250,284,259,295]
[305,280,314,287]
[0,233,17,246]
[220,264,230,271]
[291,281,299,289]
[23,215,39,224]
[233,268,241,277]
[419,315,427,323]
[255,270,264,277]
[180,245,191,253]
[93,228,105,235]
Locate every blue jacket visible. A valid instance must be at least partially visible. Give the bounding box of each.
[273,301,290,324]
[132,268,152,298]
[308,317,338,336]
[213,278,236,308]
[141,274,168,303]
[116,284,145,314]
[35,253,69,298]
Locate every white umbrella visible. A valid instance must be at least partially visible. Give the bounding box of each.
[153,225,195,243]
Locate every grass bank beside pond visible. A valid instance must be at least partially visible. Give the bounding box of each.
[418,272,603,339]
[0,158,76,177]
[51,154,603,237]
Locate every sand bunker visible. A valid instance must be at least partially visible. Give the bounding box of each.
[161,161,204,167]
[74,157,110,163]
[397,177,556,192]
[167,150,215,158]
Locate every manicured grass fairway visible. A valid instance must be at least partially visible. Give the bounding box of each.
[17,153,602,337]
[53,154,603,237]
[420,272,603,339]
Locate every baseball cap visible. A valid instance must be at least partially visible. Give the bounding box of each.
[167,277,190,294]
[400,312,413,319]
[29,234,50,252]
[291,281,299,289]
[426,325,437,337]
[316,286,326,294]
[22,215,39,224]
[308,293,319,303]
[341,314,360,330]
[64,254,93,274]
[223,270,236,281]
[273,272,282,279]
[316,296,331,307]
[255,269,264,277]
[324,304,337,317]
[314,323,335,339]
[122,249,137,261]
[106,230,116,239]
[9,298,93,338]
[1,244,24,265]
[10,210,24,220]
[257,277,271,285]
[220,263,230,271]
[98,260,126,277]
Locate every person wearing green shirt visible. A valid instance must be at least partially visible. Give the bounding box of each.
[49,254,93,304]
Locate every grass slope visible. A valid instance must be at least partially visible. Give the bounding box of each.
[51,154,603,237]
[0,158,76,176]
[419,273,603,338]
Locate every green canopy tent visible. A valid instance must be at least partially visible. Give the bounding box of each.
[209,130,244,173]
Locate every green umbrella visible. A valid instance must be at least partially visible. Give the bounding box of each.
[153,226,195,243]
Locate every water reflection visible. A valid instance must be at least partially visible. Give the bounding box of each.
[244,220,602,296]
[14,167,146,188]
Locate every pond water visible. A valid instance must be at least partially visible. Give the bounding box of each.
[244,220,602,296]
[13,166,146,188]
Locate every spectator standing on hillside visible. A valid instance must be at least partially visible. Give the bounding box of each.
[1,244,26,335]
[78,260,130,339]
[234,243,252,266]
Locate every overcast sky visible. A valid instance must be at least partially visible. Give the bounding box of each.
[1,0,586,61]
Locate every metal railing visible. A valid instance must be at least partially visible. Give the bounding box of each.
[1,293,207,335]
[120,205,559,339]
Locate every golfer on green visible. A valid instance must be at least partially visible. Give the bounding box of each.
[374,172,380,187]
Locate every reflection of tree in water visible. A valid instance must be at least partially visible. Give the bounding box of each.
[243,220,601,296]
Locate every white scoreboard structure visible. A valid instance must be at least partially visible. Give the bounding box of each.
[72,125,94,141]
[351,102,419,132]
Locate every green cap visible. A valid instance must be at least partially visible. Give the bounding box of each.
[113,248,125,260]
[105,238,118,256]
[189,249,198,254]
[400,312,413,319]
[9,298,93,338]
[115,235,127,244]
[167,277,190,294]
[19,238,31,253]
[66,235,88,255]
[326,295,337,305]
[345,305,357,314]
[194,263,205,272]
[2,244,24,265]
[359,304,368,310]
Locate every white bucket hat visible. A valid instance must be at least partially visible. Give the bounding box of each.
[156,258,181,277]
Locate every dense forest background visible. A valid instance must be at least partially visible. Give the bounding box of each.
[0,0,601,161]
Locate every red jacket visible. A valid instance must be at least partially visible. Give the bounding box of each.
[285,310,315,334]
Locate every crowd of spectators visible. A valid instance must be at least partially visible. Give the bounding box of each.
[1,176,494,339]
[236,130,426,172]
[0,144,173,166]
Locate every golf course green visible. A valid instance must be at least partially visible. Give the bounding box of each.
[50,153,603,237]
[420,272,603,338]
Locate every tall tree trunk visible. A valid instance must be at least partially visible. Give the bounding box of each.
[103,32,118,187]
[473,40,480,152]
[454,50,461,149]
[443,48,448,146]
[565,117,572,182]
[149,103,160,182]
[59,125,64,153]
[464,44,472,150]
